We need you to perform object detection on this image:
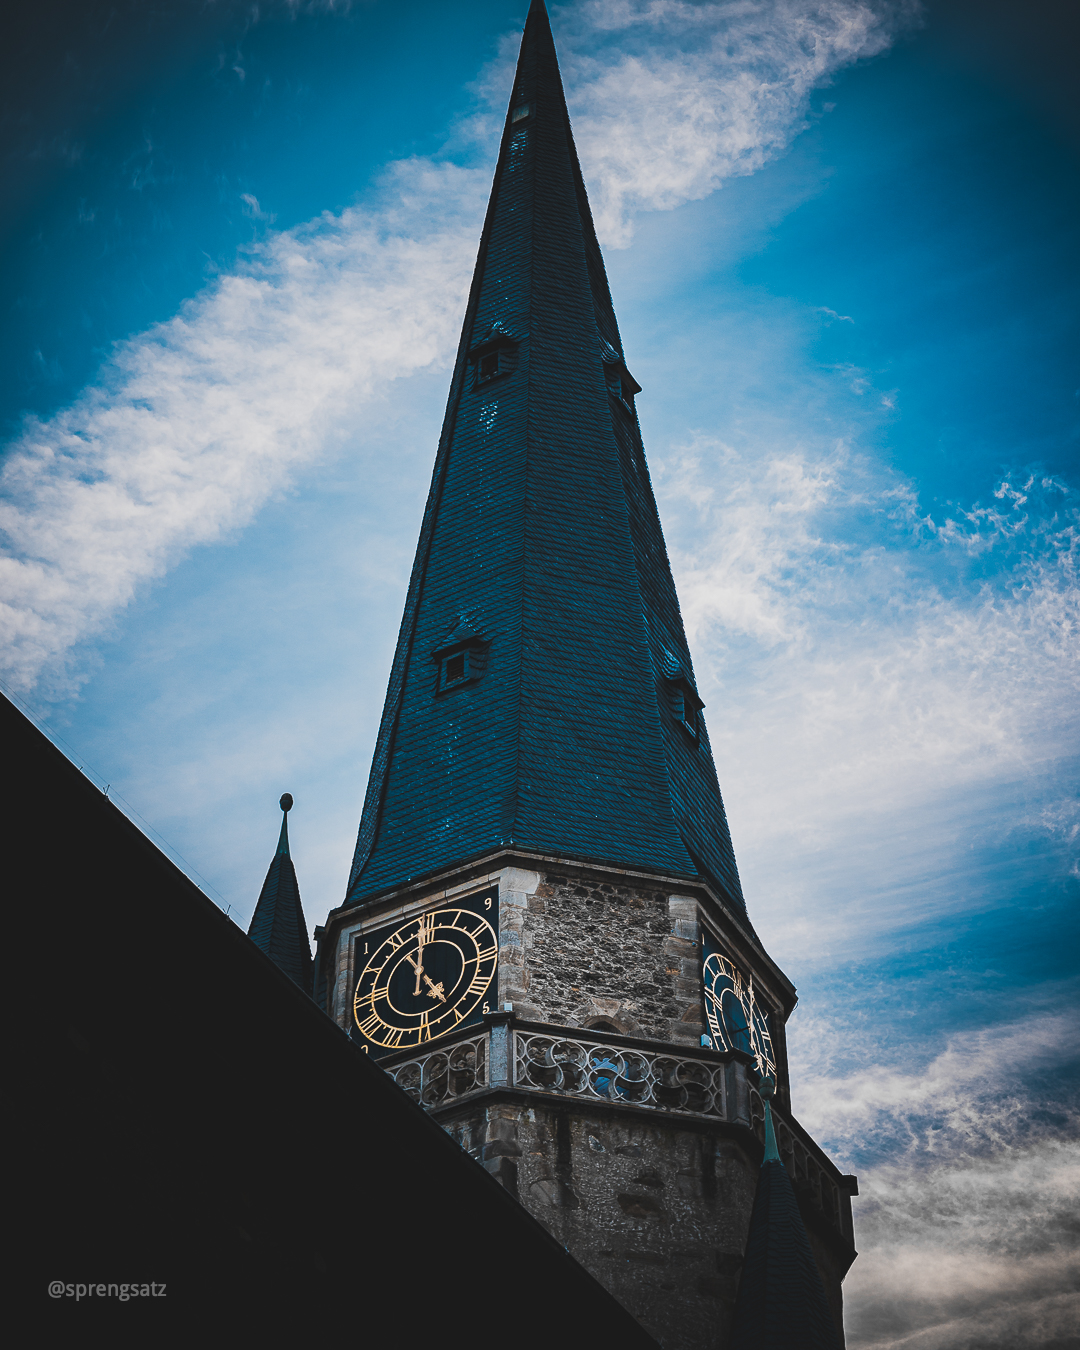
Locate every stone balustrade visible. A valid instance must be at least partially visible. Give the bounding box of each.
[386,1032,488,1107]
[514,1028,727,1118]
[381,1022,849,1244]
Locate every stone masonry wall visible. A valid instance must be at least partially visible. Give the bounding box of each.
[443,1099,760,1350]
[504,867,704,1046]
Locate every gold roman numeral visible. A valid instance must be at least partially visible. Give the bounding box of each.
[356,983,389,1010]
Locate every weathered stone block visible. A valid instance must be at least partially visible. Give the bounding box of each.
[482,1155,519,1192]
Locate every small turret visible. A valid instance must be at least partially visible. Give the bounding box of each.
[247,793,313,995]
[729,1082,842,1349]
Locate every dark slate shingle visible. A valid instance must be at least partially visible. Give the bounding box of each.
[248,804,313,995]
[346,0,747,918]
[729,1158,843,1350]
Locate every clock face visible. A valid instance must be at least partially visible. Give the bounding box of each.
[353,888,498,1057]
[702,933,776,1085]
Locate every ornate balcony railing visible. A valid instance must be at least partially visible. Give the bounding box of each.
[385,1033,488,1108]
[378,1020,851,1246]
[513,1029,726,1118]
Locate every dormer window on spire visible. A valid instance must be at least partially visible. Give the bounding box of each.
[478,350,502,383]
[601,343,641,412]
[441,649,472,689]
[658,649,704,740]
[433,624,490,693]
[671,679,704,738]
[470,328,521,389]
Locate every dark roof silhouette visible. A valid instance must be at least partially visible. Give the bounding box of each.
[12,689,657,1346]
[346,0,746,917]
[729,1101,843,1350]
[247,793,313,994]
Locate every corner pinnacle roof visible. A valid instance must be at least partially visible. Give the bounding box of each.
[728,1154,843,1350]
[346,0,745,917]
[248,797,313,994]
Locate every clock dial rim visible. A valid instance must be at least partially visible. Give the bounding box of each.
[702,948,777,1084]
[353,906,498,1050]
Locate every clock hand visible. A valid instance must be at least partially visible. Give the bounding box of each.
[411,924,429,995]
[745,976,769,1074]
[404,948,426,997]
[422,973,447,1003]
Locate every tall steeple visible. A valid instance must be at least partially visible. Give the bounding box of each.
[248,793,313,994]
[318,8,858,1345]
[347,0,744,918]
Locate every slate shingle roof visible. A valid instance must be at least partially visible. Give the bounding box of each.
[729,1152,843,1350]
[248,801,313,994]
[346,0,746,917]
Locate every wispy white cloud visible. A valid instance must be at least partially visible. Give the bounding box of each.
[655,438,1080,950]
[240,192,276,223]
[472,1,920,245]
[853,1293,1080,1350]
[0,0,918,694]
[0,161,483,695]
[560,0,920,245]
[849,1149,1080,1350]
[792,1007,1080,1153]
[788,1009,1080,1348]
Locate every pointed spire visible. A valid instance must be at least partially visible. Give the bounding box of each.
[346,0,746,916]
[729,1084,842,1350]
[276,791,293,856]
[247,794,313,995]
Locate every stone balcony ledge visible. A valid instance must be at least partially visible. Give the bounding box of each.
[373,1016,854,1251]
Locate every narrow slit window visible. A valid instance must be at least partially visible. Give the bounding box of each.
[443,652,468,687]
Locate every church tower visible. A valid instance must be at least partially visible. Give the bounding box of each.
[313,4,856,1344]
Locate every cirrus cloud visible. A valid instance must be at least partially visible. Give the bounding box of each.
[0,1,918,696]
[653,436,1080,954]
[0,160,483,695]
[787,1006,1080,1349]
[562,0,920,245]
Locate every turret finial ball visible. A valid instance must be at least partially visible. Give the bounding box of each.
[280,793,293,812]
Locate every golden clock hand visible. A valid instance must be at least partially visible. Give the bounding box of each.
[411,923,431,995]
[746,976,769,1075]
[422,973,447,1003]
[403,948,425,997]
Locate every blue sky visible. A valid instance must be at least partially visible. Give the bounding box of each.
[3,2,1077,1342]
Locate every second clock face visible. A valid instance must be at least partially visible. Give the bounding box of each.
[702,932,777,1085]
[353,888,498,1056]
